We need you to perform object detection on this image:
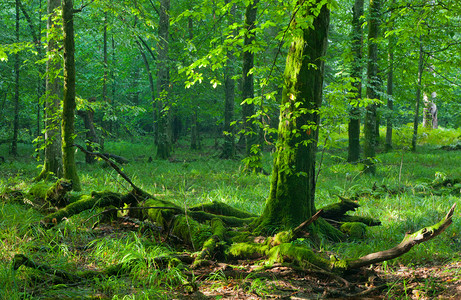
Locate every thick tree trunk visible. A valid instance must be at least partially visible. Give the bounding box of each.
[156,0,172,160]
[241,0,261,171]
[255,1,330,232]
[411,39,424,152]
[347,0,364,163]
[37,0,63,180]
[363,0,381,174]
[11,0,20,157]
[62,0,81,191]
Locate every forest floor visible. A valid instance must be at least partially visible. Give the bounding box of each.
[2,131,461,299]
[87,218,461,300]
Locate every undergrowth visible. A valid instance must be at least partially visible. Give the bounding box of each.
[1,126,461,298]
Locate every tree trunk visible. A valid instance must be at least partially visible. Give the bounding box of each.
[11,0,20,157]
[62,0,81,191]
[156,0,172,160]
[347,0,364,163]
[221,1,236,159]
[102,11,111,134]
[385,30,395,152]
[241,0,261,171]
[363,0,381,175]
[37,0,63,180]
[411,39,424,152]
[190,109,200,150]
[255,1,330,232]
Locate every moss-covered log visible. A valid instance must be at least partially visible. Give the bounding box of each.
[192,218,226,268]
[28,179,72,208]
[43,190,145,225]
[189,201,257,219]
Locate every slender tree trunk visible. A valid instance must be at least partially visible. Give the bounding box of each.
[347,0,364,163]
[37,0,63,180]
[62,0,81,191]
[102,12,111,133]
[156,0,171,159]
[255,1,330,232]
[221,0,236,158]
[241,0,261,171]
[11,0,20,157]
[363,0,381,175]
[411,39,424,152]
[385,33,395,152]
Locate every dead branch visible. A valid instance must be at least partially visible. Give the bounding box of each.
[347,203,456,269]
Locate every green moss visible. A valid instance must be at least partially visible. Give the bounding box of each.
[226,242,264,259]
[340,222,367,239]
[266,243,330,270]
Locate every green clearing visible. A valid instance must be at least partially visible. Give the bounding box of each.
[1,126,461,299]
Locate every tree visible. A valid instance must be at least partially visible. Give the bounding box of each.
[156,0,172,160]
[411,38,424,152]
[347,0,364,163]
[241,0,261,172]
[62,0,81,191]
[255,0,330,232]
[11,0,20,157]
[363,0,381,175]
[37,0,63,180]
[221,0,236,159]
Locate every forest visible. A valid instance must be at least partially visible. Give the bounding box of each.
[1,0,461,298]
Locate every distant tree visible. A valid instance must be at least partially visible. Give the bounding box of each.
[255,1,330,232]
[347,0,364,163]
[221,0,236,159]
[11,0,20,157]
[411,38,424,152]
[241,0,261,172]
[62,0,81,191]
[37,0,63,180]
[156,0,172,159]
[363,0,381,175]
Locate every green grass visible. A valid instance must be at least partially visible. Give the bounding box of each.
[1,126,461,298]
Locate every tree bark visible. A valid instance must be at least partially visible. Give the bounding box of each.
[255,1,330,232]
[385,29,395,152]
[347,0,364,163]
[363,0,381,174]
[411,39,424,152]
[37,0,63,180]
[241,0,261,171]
[221,1,236,159]
[156,0,172,159]
[62,0,81,191]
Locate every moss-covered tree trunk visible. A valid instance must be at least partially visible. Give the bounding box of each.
[156,0,172,160]
[363,0,381,175]
[347,0,364,163]
[62,0,81,191]
[241,0,261,171]
[37,0,63,180]
[255,1,330,232]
